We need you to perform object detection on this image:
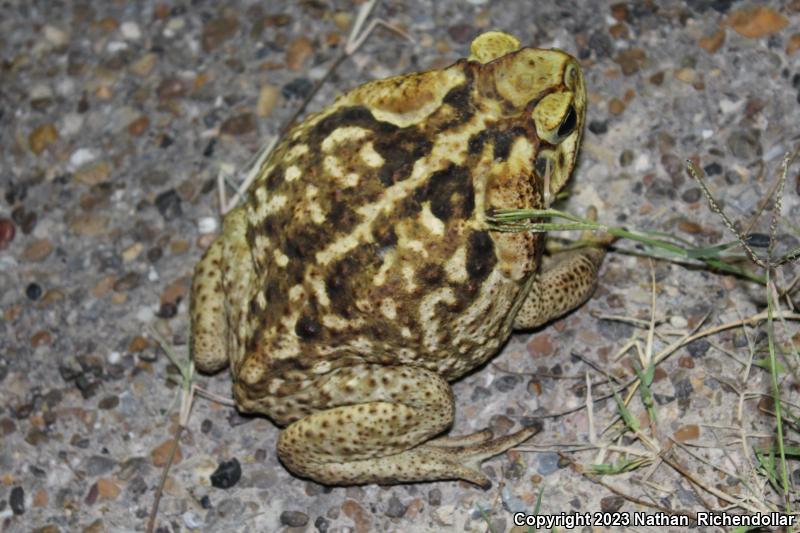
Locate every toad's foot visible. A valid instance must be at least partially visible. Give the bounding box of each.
[419,425,540,488]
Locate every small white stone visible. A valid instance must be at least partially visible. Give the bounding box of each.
[30,84,53,101]
[148,266,160,282]
[69,148,97,169]
[183,511,204,529]
[669,315,688,329]
[136,306,155,323]
[198,216,219,234]
[719,98,742,115]
[164,17,185,37]
[633,153,651,172]
[61,113,84,137]
[43,25,69,47]
[107,351,122,365]
[701,129,713,139]
[120,21,142,40]
[107,40,128,53]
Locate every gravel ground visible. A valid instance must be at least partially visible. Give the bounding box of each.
[2,1,800,532]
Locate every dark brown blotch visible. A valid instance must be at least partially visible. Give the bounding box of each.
[466,231,496,281]
[417,263,445,286]
[417,164,474,221]
[493,127,527,160]
[295,314,322,339]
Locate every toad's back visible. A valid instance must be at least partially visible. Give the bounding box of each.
[232,58,547,385]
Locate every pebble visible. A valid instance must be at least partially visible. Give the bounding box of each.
[22,239,53,262]
[314,516,330,533]
[614,48,647,75]
[673,424,700,442]
[687,339,711,357]
[0,218,15,250]
[210,458,241,489]
[669,315,688,329]
[342,499,371,532]
[608,98,625,115]
[726,129,762,160]
[10,486,25,514]
[120,21,141,40]
[155,189,183,220]
[257,85,280,117]
[286,36,313,71]
[202,17,240,52]
[726,6,788,38]
[787,33,800,55]
[98,395,120,409]
[600,495,624,512]
[588,120,607,135]
[699,29,725,53]
[681,187,702,203]
[198,216,219,234]
[282,78,314,100]
[280,510,309,527]
[12,207,37,234]
[385,495,406,518]
[151,439,182,467]
[588,31,613,59]
[86,455,117,477]
[537,452,560,476]
[493,374,520,392]
[220,113,257,136]
[428,488,442,506]
[43,25,69,47]
[74,161,111,186]
[69,148,97,169]
[181,511,204,529]
[25,283,42,301]
[29,124,58,154]
[130,53,157,77]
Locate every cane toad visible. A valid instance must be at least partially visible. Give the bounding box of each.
[191,31,604,487]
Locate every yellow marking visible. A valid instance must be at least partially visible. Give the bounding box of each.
[307,201,326,224]
[315,111,490,266]
[445,246,468,283]
[323,155,359,187]
[359,142,384,168]
[419,288,456,351]
[322,314,349,329]
[285,165,301,182]
[274,249,289,267]
[402,264,417,292]
[256,291,267,310]
[419,202,445,236]
[405,240,426,254]
[289,284,305,301]
[380,298,397,320]
[255,186,268,203]
[373,248,398,286]
[309,275,330,307]
[321,126,369,152]
[256,194,287,219]
[286,143,309,161]
[401,327,412,338]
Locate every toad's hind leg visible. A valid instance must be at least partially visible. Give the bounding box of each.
[276,365,538,487]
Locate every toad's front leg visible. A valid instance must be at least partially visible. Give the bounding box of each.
[275,364,538,487]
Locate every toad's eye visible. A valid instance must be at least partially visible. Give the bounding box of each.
[531,92,580,145]
[557,105,577,139]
